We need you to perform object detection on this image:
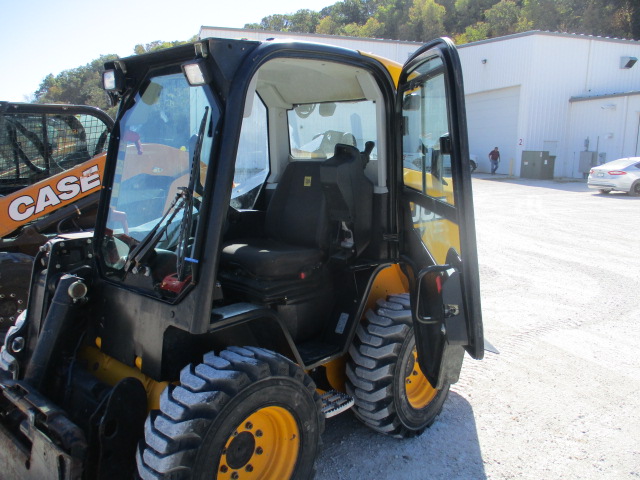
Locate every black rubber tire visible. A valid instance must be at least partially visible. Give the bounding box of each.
[628,181,640,197]
[346,294,450,438]
[137,346,324,480]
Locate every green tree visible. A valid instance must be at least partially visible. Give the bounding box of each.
[316,15,343,35]
[399,0,447,41]
[454,0,502,32]
[32,38,199,117]
[343,17,386,37]
[34,55,119,112]
[374,0,413,39]
[455,21,491,43]
[484,0,520,36]
[289,9,322,32]
[517,0,561,32]
[257,14,290,31]
[133,37,197,55]
[245,10,320,33]
[331,0,371,25]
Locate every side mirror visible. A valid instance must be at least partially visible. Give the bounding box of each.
[415,264,449,325]
[415,263,468,345]
[439,133,452,155]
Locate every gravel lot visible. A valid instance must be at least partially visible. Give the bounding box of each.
[315,175,640,479]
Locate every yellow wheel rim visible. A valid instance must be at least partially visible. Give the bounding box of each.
[405,347,437,409]
[217,406,300,480]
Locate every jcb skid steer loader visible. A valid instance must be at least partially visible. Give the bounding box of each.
[0,36,483,479]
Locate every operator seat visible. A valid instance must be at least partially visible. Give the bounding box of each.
[220,160,329,280]
[220,143,374,281]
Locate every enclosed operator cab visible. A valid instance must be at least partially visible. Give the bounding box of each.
[0,37,482,479]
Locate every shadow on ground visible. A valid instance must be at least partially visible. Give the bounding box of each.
[315,391,485,480]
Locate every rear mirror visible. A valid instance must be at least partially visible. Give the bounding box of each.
[141,82,163,106]
[294,104,316,119]
[319,103,336,117]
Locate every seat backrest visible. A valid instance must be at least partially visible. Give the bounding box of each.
[320,143,373,256]
[265,161,329,250]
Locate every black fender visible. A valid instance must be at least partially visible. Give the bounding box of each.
[208,302,303,366]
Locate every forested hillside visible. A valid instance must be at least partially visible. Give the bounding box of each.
[245,0,639,44]
[33,0,638,109]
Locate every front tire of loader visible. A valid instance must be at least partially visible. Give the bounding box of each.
[346,294,450,438]
[137,346,324,480]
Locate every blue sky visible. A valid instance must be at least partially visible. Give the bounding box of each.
[0,0,332,102]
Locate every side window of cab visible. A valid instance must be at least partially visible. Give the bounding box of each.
[231,93,270,210]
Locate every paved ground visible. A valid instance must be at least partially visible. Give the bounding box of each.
[315,175,640,479]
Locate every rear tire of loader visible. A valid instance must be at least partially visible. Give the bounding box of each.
[137,346,324,480]
[346,294,450,438]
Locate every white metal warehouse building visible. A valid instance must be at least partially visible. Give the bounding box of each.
[200,26,640,178]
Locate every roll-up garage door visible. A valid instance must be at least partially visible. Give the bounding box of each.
[465,86,520,173]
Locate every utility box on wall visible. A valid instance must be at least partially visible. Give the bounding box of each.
[578,151,597,178]
[521,151,555,179]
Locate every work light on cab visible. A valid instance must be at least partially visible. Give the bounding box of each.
[182,59,211,86]
[102,69,123,92]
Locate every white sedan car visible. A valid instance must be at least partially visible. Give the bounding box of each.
[588,157,640,196]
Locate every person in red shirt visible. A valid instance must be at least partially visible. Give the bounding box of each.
[488,147,500,174]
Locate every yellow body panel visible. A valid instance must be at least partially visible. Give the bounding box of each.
[402,167,454,204]
[79,345,168,411]
[403,168,459,264]
[359,51,402,87]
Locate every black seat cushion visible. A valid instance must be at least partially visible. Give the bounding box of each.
[221,238,324,279]
[220,160,329,280]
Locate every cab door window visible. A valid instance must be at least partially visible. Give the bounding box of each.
[402,57,458,264]
[402,59,453,206]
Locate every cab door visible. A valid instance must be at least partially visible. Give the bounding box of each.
[396,38,483,389]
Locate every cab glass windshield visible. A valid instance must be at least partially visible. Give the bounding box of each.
[100,72,219,299]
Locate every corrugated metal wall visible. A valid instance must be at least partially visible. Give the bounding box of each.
[568,94,640,177]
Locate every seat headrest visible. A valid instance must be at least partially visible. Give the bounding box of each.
[331,143,360,163]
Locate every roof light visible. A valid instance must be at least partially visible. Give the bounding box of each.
[608,171,627,175]
[102,70,117,90]
[102,69,124,92]
[182,59,211,86]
